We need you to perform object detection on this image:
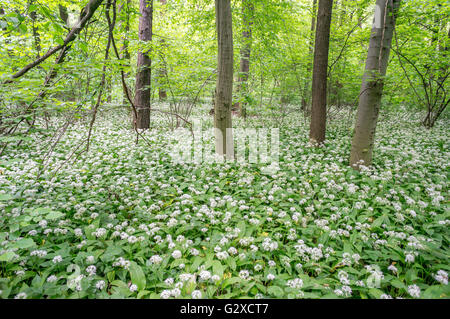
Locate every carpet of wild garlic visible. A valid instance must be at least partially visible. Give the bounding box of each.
[0,106,449,299]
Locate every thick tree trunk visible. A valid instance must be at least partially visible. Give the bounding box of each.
[309,0,333,145]
[235,0,253,118]
[214,0,234,158]
[349,0,401,168]
[302,0,317,114]
[134,0,153,129]
[158,0,168,101]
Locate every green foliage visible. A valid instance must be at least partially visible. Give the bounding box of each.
[0,0,448,300]
[0,108,448,299]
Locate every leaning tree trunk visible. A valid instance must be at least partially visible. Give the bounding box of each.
[134,0,153,129]
[349,0,401,168]
[309,0,333,145]
[214,0,234,158]
[302,0,317,114]
[235,0,253,119]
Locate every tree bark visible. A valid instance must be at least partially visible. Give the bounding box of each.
[309,0,333,145]
[118,0,131,106]
[235,0,253,118]
[157,0,168,101]
[134,0,153,129]
[302,0,317,114]
[349,0,401,168]
[28,0,41,58]
[215,0,234,158]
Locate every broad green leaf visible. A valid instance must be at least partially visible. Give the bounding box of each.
[129,262,146,291]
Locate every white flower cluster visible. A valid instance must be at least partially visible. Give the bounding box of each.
[407,284,421,298]
[149,255,163,265]
[52,255,63,264]
[93,227,107,238]
[30,250,47,257]
[93,281,104,290]
[294,240,324,262]
[171,250,182,259]
[113,257,131,269]
[239,270,250,280]
[86,265,97,276]
[286,278,303,289]
[434,270,448,285]
[261,238,278,252]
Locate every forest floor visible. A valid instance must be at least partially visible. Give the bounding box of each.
[0,106,448,299]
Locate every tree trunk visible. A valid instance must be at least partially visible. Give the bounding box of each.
[158,0,168,101]
[29,0,41,58]
[349,0,401,168]
[214,0,234,158]
[302,0,317,114]
[107,75,112,103]
[118,0,131,106]
[235,0,253,118]
[309,0,333,145]
[134,0,153,129]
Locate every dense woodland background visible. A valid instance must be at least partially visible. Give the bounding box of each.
[0,0,448,152]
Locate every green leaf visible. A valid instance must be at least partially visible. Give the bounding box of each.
[11,238,35,249]
[222,277,241,289]
[0,251,16,262]
[137,290,151,299]
[267,286,284,297]
[129,262,146,291]
[212,260,224,278]
[0,194,13,201]
[368,288,385,299]
[390,279,406,290]
[46,211,65,220]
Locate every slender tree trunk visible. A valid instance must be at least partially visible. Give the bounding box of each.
[134,0,153,129]
[28,0,41,58]
[118,0,131,106]
[349,0,401,168]
[107,75,112,103]
[426,26,450,128]
[235,0,253,118]
[302,0,317,114]
[158,0,168,101]
[309,0,333,145]
[0,7,4,126]
[214,0,234,158]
